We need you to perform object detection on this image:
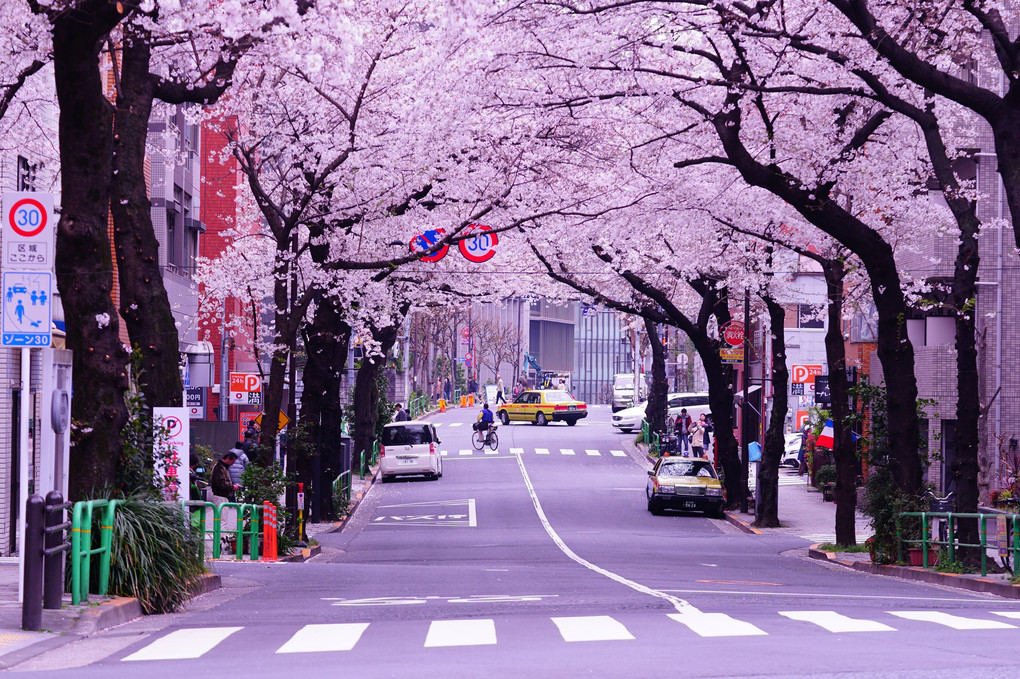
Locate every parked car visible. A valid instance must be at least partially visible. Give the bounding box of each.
[782,433,804,467]
[379,421,443,482]
[497,389,588,426]
[611,392,711,433]
[646,457,725,517]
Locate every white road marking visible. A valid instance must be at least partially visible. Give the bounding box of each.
[458,449,472,456]
[485,448,499,455]
[779,611,895,633]
[560,448,576,456]
[513,452,697,614]
[609,450,626,457]
[123,627,242,661]
[448,422,463,427]
[661,589,1010,603]
[993,612,1020,620]
[277,623,369,653]
[888,611,1017,630]
[668,612,767,637]
[552,616,634,642]
[584,449,601,456]
[535,448,550,455]
[424,619,496,647]
[509,448,524,456]
[440,450,448,456]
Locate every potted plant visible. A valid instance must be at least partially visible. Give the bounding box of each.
[817,465,837,501]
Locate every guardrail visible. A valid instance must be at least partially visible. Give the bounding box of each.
[333,470,352,513]
[641,420,660,456]
[409,395,431,419]
[897,511,1020,575]
[70,499,122,605]
[180,501,264,561]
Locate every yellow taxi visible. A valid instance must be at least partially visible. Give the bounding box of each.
[646,457,725,518]
[496,389,588,426]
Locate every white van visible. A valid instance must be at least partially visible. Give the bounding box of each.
[612,373,646,412]
[379,421,443,482]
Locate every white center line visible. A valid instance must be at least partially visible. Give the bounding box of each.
[513,452,697,614]
[424,619,496,647]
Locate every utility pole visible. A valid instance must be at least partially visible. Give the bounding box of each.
[740,288,751,514]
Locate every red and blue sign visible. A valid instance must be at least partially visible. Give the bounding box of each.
[410,228,449,263]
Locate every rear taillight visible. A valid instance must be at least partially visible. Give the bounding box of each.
[578,404,586,410]
[555,405,567,410]
[430,443,436,455]
[379,446,386,458]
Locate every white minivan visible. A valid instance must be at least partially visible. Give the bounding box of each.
[379,421,443,482]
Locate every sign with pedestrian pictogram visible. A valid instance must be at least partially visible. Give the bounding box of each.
[458,224,498,263]
[410,228,449,263]
[229,372,263,405]
[2,271,51,346]
[721,321,745,347]
[4,193,54,270]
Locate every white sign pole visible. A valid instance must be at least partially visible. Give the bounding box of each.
[17,348,30,603]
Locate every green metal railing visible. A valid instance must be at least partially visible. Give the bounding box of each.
[180,501,263,561]
[360,439,381,478]
[70,499,122,605]
[897,511,1020,575]
[641,419,660,456]
[333,471,352,511]
[409,395,430,419]
[71,499,265,605]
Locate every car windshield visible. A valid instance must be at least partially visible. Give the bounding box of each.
[382,425,433,446]
[657,460,716,478]
[613,375,634,389]
[544,391,573,403]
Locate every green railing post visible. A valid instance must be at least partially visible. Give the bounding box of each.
[1013,515,1019,574]
[896,514,903,564]
[97,500,120,596]
[980,515,987,576]
[947,514,956,563]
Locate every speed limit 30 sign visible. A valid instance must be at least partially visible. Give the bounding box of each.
[459,224,498,263]
[3,192,54,271]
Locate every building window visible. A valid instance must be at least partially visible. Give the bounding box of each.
[798,304,825,329]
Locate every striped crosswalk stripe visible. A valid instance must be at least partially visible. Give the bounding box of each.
[668,612,767,637]
[780,611,895,633]
[888,611,1016,630]
[584,449,601,456]
[560,448,576,456]
[123,627,242,661]
[552,616,634,642]
[458,449,472,456]
[277,623,369,653]
[535,448,550,455]
[509,448,524,456]
[424,619,496,647]
[609,450,626,457]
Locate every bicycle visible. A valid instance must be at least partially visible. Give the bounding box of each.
[472,423,499,451]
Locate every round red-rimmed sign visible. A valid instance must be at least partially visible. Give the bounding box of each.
[458,224,498,263]
[722,321,745,347]
[410,228,449,263]
[8,198,47,238]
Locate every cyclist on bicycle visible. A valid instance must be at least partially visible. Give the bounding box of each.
[475,403,495,436]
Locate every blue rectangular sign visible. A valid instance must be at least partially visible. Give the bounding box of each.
[2,271,52,347]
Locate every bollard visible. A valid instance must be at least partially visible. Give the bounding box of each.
[261,502,278,562]
[43,491,71,610]
[468,393,474,407]
[460,395,467,408]
[439,399,446,412]
[22,495,45,631]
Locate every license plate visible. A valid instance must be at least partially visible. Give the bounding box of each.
[399,459,417,465]
[683,501,696,509]
[567,405,576,410]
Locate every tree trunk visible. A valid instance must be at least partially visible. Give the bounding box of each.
[353,324,399,469]
[823,260,857,546]
[644,317,668,434]
[989,106,1020,251]
[111,31,182,408]
[755,297,787,528]
[298,296,350,519]
[51,16,131,498]
[257,247,294,462]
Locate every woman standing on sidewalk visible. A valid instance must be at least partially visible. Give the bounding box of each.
[689,414,708,457]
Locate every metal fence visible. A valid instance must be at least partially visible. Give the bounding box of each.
[897,511,1020,575]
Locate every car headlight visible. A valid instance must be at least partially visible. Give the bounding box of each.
[658,485,675,494]
[705,487,722,496]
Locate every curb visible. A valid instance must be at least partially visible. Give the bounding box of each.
[282,545,322,562]
[808,546,1020,599]
[69,596,143,636]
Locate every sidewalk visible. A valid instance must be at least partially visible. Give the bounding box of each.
[631,437,1020,599]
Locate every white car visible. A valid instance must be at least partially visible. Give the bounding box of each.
[379,421,443,482]
[611,392,711,433]
[782,433,804,467]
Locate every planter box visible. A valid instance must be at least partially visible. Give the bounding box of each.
[908,547,939,567]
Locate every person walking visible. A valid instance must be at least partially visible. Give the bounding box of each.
[227,442,249,488]
[394,403,409,421]
[443,378,451,402]
[689,414,708,458]
[495,374,506,405]
[211,452,241,553]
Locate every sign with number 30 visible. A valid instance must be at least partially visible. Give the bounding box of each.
[458,224,498,263]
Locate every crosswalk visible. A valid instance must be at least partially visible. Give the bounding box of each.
[439,448,628,458]
[120,609,1020,660]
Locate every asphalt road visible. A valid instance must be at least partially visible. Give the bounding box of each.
[16,406,1020,678]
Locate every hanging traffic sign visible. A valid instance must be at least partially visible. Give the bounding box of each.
[410,228,449,263]
[458,224,498,263]
[3,193,54,271]
[2,271,52,346]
